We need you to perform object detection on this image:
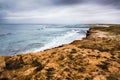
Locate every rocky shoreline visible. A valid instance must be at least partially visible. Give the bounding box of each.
[0,24,120,80]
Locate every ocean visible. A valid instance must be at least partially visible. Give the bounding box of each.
[0,24,90,56]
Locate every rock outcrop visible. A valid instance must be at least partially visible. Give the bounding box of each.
[0,24,120,80]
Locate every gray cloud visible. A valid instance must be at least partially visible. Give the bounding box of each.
[53,0,120,8]
[92,0,120,9]
[0,0,120,24]
[0,0,119,10]
[52,0,84,5]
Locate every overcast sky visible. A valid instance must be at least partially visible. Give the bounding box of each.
[0,0,120,24]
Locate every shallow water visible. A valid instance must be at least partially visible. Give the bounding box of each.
[0,24,90,56]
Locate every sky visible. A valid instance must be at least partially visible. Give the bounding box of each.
[0,0,120,24]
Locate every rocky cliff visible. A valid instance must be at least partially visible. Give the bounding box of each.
[0,24,120,80]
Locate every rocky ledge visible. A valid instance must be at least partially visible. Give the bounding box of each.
[0,24,120,80]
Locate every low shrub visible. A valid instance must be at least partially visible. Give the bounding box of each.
[70,49,77,53]
[5,56,24,70]
[67,54,73,60]
[46,68,55,80]
[51,52,56,55]
[96,61,109,71]
[107,74,118,80]
[78,67,86,73]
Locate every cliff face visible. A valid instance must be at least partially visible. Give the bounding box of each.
[0,24,120,80]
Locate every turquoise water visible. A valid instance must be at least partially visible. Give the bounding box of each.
[0,24,90,56]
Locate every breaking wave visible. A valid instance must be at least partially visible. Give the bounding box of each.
[31,29,88,52]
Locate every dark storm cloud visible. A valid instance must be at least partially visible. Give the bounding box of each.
[52,0,120,9]
[55,0,120,8]
[53,0,84,5]
[94,0,120,9]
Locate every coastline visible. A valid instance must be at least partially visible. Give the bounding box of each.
[0,24,120,80]
[85,24,117,27]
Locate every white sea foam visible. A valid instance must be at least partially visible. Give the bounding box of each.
[32,29,88,52]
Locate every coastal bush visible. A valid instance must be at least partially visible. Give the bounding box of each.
[32,60,44,71]
[32,60,41,67]
[65,77,71,80]
[70,49,77,53]
[98,71,106,75]
[100,25,120,35]
[51,52,56,55]
[35,65,44,72]
[78,67,86,73]
[96,61,109,71]
[31,72,46,80]
[78,45,87,49]
[96,64,107,70]
[107,74,118,80]
[78,44,110,52]
[64,68,70,72]
[5,56,24,70]
[96,54,101,59]
[46,68,55,80]
[84,77,92,80]
[67,54,73,60]
[58,55,64,60]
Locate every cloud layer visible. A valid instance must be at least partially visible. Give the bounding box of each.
[0,0,120,24]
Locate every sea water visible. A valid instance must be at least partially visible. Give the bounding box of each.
[0,24,90,56]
